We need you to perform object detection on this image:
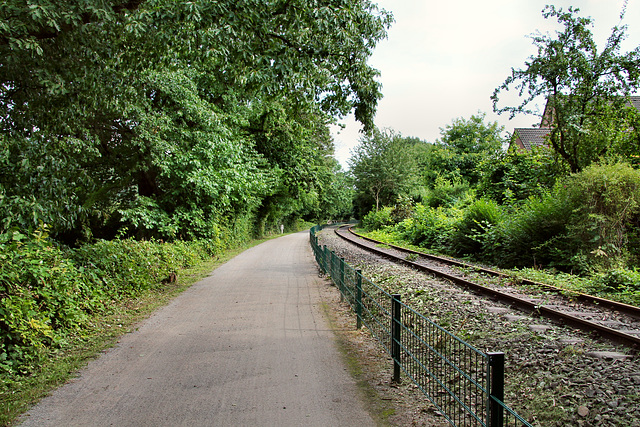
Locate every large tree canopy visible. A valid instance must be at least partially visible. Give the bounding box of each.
[431,113,504,185]
[492,5,640,173]
[349,128,418,214]
[0,0,392,242]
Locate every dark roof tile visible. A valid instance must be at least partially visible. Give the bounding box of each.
[514,128,550,150]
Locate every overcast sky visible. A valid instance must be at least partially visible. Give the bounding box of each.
[331,0,640,168]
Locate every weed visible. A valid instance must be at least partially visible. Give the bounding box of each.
[405,253,419,262]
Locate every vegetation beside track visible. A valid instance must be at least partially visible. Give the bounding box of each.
[320,228,640,427]
[355,227,640,308]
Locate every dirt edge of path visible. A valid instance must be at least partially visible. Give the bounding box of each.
[315,272,450,427]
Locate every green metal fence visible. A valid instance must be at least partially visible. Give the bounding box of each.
[310,225,532,427]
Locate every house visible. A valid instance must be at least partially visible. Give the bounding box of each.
[511,95,640,151]
[512,128,551,151]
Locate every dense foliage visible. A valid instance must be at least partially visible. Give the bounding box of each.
[1,0,392,242]
[0,226,229,375]
[353,7,640,302]
[348,128,419,215]
[426,113,504,186]
[1,1,392,378]
[360,162,640,305]
[492,5,640,173]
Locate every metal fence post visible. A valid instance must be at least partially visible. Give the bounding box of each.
[330,249,335,280]
[339,257,345,302]
[391,294,402,383]
[326,249,330,275]
[356,270,363,329]
[488,352,505,427]
[322,245,328,274]
[329,248,335,282]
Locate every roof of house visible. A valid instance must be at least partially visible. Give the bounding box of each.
[514,128,550,150]
[514,95,639,151]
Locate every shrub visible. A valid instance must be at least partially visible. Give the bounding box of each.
[450,198,503,258]
[562,162,640,271]
[0,230,224,375]
[491,162,640,272]
[361,206,395,231]
[425,176,471,208]
[0,229,99,374]
[390,196,414,223]
[477,147,564,204]
[492,189,576,269]
[396,203,460,253]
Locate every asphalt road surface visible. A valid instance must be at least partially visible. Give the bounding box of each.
[18,231,376,426]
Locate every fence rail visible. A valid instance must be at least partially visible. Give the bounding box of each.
[310,225,532,427]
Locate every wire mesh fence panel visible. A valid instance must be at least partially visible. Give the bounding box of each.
[400,302,489,426]
[342,263,358,307]
[358,275,394,354]
[309,226,533,427]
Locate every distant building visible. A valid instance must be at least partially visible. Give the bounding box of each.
[512,128,551,151]
[511,95,640,151]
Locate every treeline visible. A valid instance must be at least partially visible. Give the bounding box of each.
[352,120,640,299]
[360,144,640,297]
[1,0,389,244]
[0,1,391,376]
[349,7,640,301]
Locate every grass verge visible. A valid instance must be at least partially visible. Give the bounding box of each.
[318,295,396,427]
[355,228,640,307]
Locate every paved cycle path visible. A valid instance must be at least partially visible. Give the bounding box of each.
[19,231,376,426]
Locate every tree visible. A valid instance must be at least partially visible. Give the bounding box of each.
[0,1,393,241]
[477,146,566,204]
[317,159,354,221]
[349,129,418,215]
[492,5,640,173]
[420,113,504,187]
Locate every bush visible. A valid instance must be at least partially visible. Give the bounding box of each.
[425,176,471,208]
[0,229,98,374]
[361,206,395,231]
[0,229,225,376]
[450,198,503,258]
[562,162,640,270]
[390,196,414,223]
[492,189,575,269]
[591,268,640,292]
[477,147,563,204]
[395,203,460,253]
[490,162,640,272]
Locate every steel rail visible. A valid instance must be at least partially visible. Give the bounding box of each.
[344,226,640,320]
[334,225,640,348]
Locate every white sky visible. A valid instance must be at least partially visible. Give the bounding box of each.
[331,0,640,168]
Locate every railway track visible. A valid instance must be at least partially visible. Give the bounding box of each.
[334,225,640,349]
